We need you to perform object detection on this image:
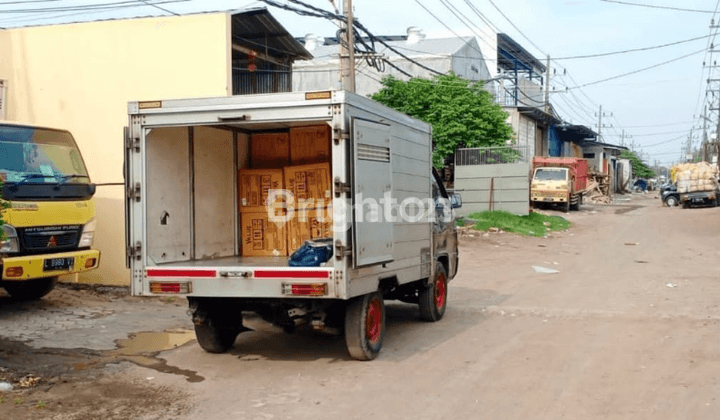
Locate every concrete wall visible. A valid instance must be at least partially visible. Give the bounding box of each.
[0,14,232,285]
[455,163,530,216]
[506,109,537,157]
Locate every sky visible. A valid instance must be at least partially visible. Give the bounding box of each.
[0,0,718,167]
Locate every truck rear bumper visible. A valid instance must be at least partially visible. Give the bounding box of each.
[2,249,100,281]
[140,266,339,299]
[680,191,717,202]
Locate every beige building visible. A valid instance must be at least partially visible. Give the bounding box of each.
[0,8,310,285]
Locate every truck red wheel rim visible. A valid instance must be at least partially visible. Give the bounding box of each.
[435,273,447,310]
[366,298,382,344]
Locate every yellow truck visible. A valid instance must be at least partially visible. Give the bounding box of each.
[0,122,100,300]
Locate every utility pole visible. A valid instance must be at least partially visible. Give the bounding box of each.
[702,105,708,161]
[339,0,356,92]
[595,105,612,141]
[544,55,551,114]
[619,129,633,147]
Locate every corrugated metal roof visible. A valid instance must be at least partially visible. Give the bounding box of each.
[297,36,475,63]
[497,33,546,73]
[231,8,312,61]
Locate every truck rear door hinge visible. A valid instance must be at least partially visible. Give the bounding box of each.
[334,177,350,197]
[125,135,140,152]
[335,240,352,260]
[127,241,142,261]
[333,128,349,145]
[127,182,141,202]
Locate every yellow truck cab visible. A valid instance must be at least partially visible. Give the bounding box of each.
[0,122,100,300]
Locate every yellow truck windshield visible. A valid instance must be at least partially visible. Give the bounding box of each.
[534,168,568,181]
[0,125,89,184]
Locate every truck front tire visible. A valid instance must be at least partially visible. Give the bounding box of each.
[419,264,448,322]
[345,292,385,361]
[3,277,57,301]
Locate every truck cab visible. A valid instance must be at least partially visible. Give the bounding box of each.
[531,167,570,208]
[0,123,100,300]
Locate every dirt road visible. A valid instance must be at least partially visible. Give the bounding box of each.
[3,193,720,419]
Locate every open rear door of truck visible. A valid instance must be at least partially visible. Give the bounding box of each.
[352,119,394,267]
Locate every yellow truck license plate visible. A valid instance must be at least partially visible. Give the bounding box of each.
[43,257,74,272]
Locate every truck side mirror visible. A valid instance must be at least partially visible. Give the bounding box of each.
[450,193,462,209]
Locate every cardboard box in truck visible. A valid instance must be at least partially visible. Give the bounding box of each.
[250,132,289,168]
[290,125,331,165]
[237,168,284,212]
[125,91,462,360]
[287,207,333,252]
[284,163,331,207]
[240,210,288,257]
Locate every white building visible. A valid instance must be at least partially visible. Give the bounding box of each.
[293,28,491,96]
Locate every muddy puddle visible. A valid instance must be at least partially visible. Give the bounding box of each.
[109,330,204,383]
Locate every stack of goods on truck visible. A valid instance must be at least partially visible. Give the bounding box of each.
[237,125,333,262]
[671,162,720,193]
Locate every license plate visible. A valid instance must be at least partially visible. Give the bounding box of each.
[43,257,74,272]
[543,197,554,201]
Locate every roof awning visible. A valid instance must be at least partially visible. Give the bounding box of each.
[231,8,313,65]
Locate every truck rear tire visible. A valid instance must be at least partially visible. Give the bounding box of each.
[419,263,448,322]
[194,324,239,354]
[3,277,57,301]
[345,291,385,361]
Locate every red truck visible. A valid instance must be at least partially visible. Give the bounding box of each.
[530,157,589,212]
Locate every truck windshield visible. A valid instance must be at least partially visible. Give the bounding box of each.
[535,168,568,181]
[0,125,90,184]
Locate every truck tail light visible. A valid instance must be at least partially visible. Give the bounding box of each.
[5,267,23,278]
[150,282,192,294]
[283,283,327,296]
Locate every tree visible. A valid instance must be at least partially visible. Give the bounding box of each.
[621,149,655,178]
[370,73,514,168]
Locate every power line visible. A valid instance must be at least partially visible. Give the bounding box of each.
[0,0,170,13]
[553,33,712,60]
[0,0,60,4]
[599,0,717,13]
[567,48,706,90]
[137,0,178,16]
[486,0,547,56]
[0,0,188,25]
[413,0,481,64]
[630,129,695,137]
[437,0,496,54]
[640,134,688,148]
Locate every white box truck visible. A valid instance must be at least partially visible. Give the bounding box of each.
[125,91,461,360]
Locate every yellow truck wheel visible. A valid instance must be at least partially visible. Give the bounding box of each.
[3,277,57,301]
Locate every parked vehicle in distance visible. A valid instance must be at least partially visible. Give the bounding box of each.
[672,162,720,208]
[0,123,100,300]
[530,157,589,212]
[125,91,461,360]
[661,185,679,207]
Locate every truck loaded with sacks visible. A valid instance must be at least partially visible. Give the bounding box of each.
[671,162,720,208]
[124,91,462,360]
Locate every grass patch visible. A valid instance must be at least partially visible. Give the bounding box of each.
[467,211,570,237]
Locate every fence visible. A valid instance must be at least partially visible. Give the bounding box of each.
[454,145,531,216]
[455,146,530,166]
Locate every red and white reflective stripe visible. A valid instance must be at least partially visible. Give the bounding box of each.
[254,270,330,279]
[146,269,217,278]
